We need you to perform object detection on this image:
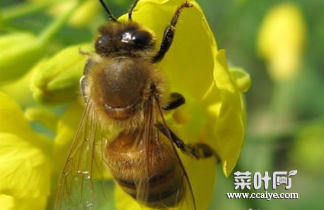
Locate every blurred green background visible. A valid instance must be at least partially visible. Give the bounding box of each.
[205,0,324,210]
[1,0,324,209]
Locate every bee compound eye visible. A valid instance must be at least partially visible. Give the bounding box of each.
[95,35,111,54]
[120,30,152,49]
[133,31,152,48]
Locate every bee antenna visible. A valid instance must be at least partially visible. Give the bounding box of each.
[128,0,140,20]
[99,0,118,22]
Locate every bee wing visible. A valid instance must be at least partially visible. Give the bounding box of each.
[135,96,197,210]
[55,101,112,210]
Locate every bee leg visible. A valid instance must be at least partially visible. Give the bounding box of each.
[156,123,220,161]
[163,92,185,111]
[152,1,193,63]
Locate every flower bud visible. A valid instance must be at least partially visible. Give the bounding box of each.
[0,33,45,83]
[257,3,306,82]
[31,44,88,104]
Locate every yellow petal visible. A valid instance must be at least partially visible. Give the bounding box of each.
[0,133,52,198]
[119,0,218,100]
[0,92,52,198]
[180,153,216,210]
[0,92,52,151]
[0,194,47,210]
[209,50,244,176]
[169,94,208,144]
[0,92,37,140]
[229,67,251,93]
[115,185,142,210]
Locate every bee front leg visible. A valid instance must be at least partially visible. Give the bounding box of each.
[152,1,193,63]
[156,123,220,161]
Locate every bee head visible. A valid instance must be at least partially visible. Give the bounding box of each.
[95,22,156,58]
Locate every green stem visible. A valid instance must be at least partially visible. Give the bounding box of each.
[1,0,65,21]
[38,0,81,45]
[271,80,296,119]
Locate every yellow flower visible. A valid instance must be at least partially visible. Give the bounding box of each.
[257,3,306,82]
[0,92,52,210]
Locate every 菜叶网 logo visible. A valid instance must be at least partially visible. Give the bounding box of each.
[234,170,297,190]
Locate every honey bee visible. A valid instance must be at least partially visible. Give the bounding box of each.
[55,0,216,209]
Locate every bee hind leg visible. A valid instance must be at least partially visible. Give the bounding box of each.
[156,123,220,161]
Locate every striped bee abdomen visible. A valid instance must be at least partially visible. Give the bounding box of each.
[105,129,185,209]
